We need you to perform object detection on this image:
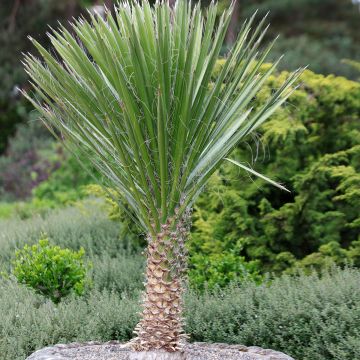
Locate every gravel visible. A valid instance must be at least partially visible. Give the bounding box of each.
[26,341,295,360]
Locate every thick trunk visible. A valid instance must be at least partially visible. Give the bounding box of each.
[132,214,190,352]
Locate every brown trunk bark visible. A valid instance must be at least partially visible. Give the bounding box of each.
[131,214,190,353]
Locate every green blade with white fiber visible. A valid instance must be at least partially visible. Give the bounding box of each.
[23,0,303,233]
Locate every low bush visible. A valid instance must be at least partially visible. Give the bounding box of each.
[0,267,359,360]
[12,237,90,303]
[0,280,139,360]
[188,252,262,291]
[186,267,360,360]
[91,253,144,295]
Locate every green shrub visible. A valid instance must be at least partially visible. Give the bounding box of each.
[12,237,90,303]
[190,66,360,277]
[188,252,262,291]
[0,267,359,360]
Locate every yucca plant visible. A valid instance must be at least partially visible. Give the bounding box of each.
[23,0,303,355]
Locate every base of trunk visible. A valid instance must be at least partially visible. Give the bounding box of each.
[133,220,190,352]
[128,351,186,360]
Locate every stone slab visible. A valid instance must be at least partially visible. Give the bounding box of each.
[26,341,295,360]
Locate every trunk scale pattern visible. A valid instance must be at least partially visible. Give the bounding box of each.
[132,212,191,352]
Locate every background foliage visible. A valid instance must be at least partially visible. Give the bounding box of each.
[238,0,360,78]
[0,120,58,201]
[0,0,83,154]
[189,66,360,286]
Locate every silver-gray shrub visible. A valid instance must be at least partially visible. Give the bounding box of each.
[0,280,139,360]
[91,253,144,294]
[186,267,360,360]
[0,201,123,261]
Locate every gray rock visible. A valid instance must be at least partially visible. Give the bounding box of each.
[26,341,295,360]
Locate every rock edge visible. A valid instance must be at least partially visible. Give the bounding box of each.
[26,341,295,360]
